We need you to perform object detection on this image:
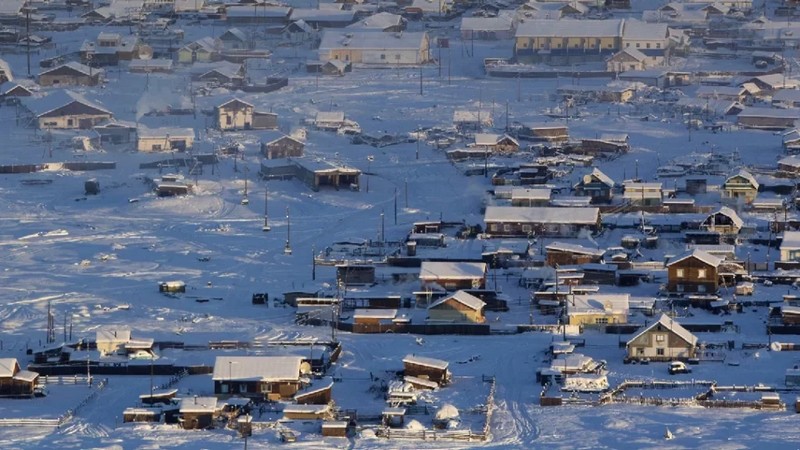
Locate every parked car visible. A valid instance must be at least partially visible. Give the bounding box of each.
[668,361,691,375]
[279,430,297,443]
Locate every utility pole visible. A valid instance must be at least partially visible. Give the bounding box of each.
[312,244,316,280]
[284,206,292,255]
[263,183,270,232]
[419,65,423,96]
[394,188,398,225]
[25,6,31,77]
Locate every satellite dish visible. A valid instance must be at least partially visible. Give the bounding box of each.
[770,342,782,352]
[300,361,312,375]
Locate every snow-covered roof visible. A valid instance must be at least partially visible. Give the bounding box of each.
[474,133,517,146]
[225,5,291,18]
[461,16,514,32]
[0,358,18,377]
[484,206,600,224]
[402,354,449,370]
[96,326,132,343]
[612,47,648,62]
[41,61,100,78]
[353,308,398,319]
[13,370,39,383]
[212,356,303,382]
[667,248,723,268]
[0,0,25,16]
[316,111,345,123]
[622,18,667,40]
[217,97,254,109]
[708,205,744,229]
[737,107,800,119]
[773,89,800,103]
[419,261,486,280]
[781,230,800,251]
[319,30,427,51]
[454,109,492,124]
[291,8,355,22]
[179,396,218,413]
[347,12,403,30]
[24,90,112,117]
[725,169,759,189]
[283,403,330,414]
[138,127,195,139]
[220,28,247,42]
[511,187,551,200]
[696,85,746,97]
[568,294,629,315]
[545,241,604,257]
[516,19,624,38]
[629,314,698,347]
[429,290,486,311]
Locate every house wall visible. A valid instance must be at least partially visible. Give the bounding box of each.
[428,298,484,323]
[545,251,599,266]
[180,412,214,429]
[137,136,195,152]
[263,138,304,159]
[39,113,112,130]
[217,105,254,130]
[419,276,484,290]
[403,362,448,384]
[0,377,37,396]
[39,73,99,87]
[667,257,718,294]
[722,177,757,204]
[568,311,626,326]
[485,220,598,238]
[295,386,332,405]
[627,329,695,361]
[253,113,278,130]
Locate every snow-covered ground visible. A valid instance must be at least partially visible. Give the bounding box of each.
[2,3,800,449]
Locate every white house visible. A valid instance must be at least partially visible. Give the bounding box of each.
[318,30,430,66]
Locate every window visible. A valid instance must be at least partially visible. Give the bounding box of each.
[656,43,661,49]
[490,224,498,232]
[636,348,644,355]
[503,224,511,232]
[67,119,74,127]
[697,269,706,279]
[380,54,386,60]
[595,317,608,324]
[646,43,651,49]
[239,384,247,393]
[226,116,232,125]
[260,383,272,393]
[522,225,532,233]
[655,334,665,343]
[636,43,640,48]
[676,284,684,292]
[221,384,229,394]
[626,43,630,48]
[656,348,665,356]
[676,268,685,278]
[152,144,162,151]
[395,54,401,60]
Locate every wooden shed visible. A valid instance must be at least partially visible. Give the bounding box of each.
[179,397,218,430]
[402,354,450,385]
[321,421,350,437]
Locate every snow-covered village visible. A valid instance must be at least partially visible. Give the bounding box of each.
[5,0,800,448]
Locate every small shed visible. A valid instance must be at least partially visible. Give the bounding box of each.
[179,396,218,430]
[381,407,406,428]
[402,354,450,385]
[336,264,375,286]
[321,421,350,437]
[283,403,331,420]
[123,408,162,423]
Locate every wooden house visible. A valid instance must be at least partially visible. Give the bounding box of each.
[212,356,306,401]
[80,32,140,66]
[427,290,486,323]
[38,62,103,87]
[697,85,747,103]
[701,206,743,237]
[0,358,39,397]
[314,111,346,130]
[484,206,601,238]
[318,30,430,66]
[261,132,304,159]
[772,89,800,108]
[622,182,662,206]
[567,294,629,326]
[778,155,800,174]
[545,242,604,266]
[419,261,487,291]
[626,314,698,361]
[294,378,334,405]
[353,309,399,332]
[283,20,317,44]
[178,37,220,64]
[179,396,219,430]
[0,58,11,84]
[780,230,800,265]
[219,28,249,50]
[514,19,624,64]
[402,354,450,385]
[215,98,277,131]
[666,249,722,295]
[460,15,515,40]
[225,5,291,25]
[607,47,649,72]
[784,129,800,154]
[557,85,635,103]
[579,134,630,153]
[621,19,669,65]
[337,264,375,286]
[722,170,759,205]
[471,133,519,153]
[737,107,800,130]
[137,127,195,152]
[93,120,137,145]
[573,167,615,203]
[95,326,132,356]
[521,123,569,143]
[23,90,113,130]
[0,81,34,102]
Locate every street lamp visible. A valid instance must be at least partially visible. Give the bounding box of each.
[366,155,374,193]
[284,206,292,255]
[262,182,270,232]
